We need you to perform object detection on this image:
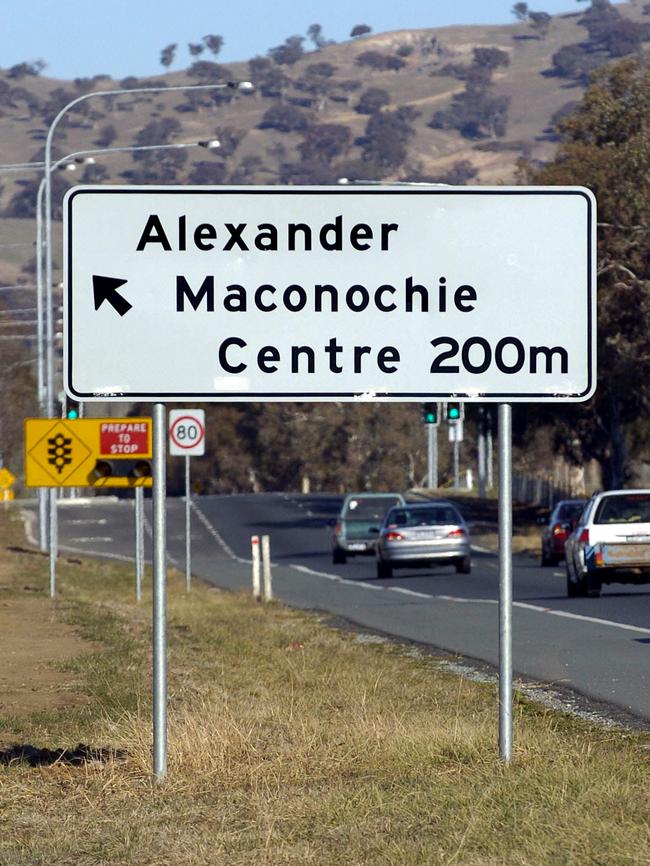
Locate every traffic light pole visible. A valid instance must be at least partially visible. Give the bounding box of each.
[498,403,513,763]
[478,410,487,499]
[427,424,438,489]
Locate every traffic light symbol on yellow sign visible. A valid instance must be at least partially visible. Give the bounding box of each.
[24,418,153,488]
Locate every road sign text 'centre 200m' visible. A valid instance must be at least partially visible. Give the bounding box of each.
[64,187,595,403]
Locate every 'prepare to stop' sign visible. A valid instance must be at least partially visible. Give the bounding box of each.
[169,409,205,456]
[100,420,151,456]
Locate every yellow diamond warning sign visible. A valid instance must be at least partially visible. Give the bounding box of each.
[29,421,92,484]
[24,418,153,488]
[0,467,16,490]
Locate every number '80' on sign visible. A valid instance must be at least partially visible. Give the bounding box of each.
[169,409,206,457]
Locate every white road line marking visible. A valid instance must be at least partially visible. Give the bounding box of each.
[290,565,650,636]
[68,536,113,543]
[471,544,496,554]
[291,565,386,591]
[553,571,564,577]
[188,501,249,564]
[291,564,344,582]
[388,587,432,599]
[68,518,108,525]
[511,602,650,636]
[57,544,135,563]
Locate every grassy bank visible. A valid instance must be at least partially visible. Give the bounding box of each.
[0,507,648,865]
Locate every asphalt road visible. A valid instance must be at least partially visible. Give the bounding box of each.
[42,492,650,723]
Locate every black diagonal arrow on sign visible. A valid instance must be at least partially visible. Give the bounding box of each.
[93,275,132,316]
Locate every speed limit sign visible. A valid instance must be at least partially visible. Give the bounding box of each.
[169,409,206,456]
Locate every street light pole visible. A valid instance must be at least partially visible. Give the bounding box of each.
[43,79,249,418]
[39,139,220,422]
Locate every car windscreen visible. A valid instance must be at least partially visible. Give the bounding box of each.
[594,494,650,525]
[387,506,461,528]
[343,497,402,520]
[557,503,585,521]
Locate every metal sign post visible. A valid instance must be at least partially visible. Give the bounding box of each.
[168,409,206,594]
[498,403,513,762]
[49,488,57,598]
[185,455,191,593]
[152,403,167,781]
[135,486,144,602]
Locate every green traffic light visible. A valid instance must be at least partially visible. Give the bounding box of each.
[425,413,435,423]
[67,409,79,420]
[448,408,459,419]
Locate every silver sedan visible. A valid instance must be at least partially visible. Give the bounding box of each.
[376,501,471,578]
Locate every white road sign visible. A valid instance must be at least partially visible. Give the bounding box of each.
[169,409,205,456]
[64,186,596,403]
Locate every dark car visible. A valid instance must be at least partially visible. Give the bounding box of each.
[331,493,405,564]
[540,499,587,566]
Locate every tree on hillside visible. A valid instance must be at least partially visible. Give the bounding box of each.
[298,62,337,111]
[160,44,177,68]
[522,58,650,486]
[269,35,305,66]
[361,106,419,169]
[356,51,405,72]
[307,24,329,49]
[355,87,390,114]
[529,11,552,39]
[188,42,205,57]
[203,34,224,56]
[430,79,510,139]
[350,24,372,38]
[512,2,529,20]
[259,103,311,133]
[298,123,351,162]
[7,60,45,79]
[473,47,510,72]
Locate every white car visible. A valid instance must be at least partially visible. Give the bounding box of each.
[565,490,650,598]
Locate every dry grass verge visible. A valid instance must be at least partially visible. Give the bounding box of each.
[0,507,648,865]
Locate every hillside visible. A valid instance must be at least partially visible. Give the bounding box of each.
[0,0,648,288]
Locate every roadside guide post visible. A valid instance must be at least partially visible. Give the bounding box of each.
[168,409,206,593]
[63,184,596,773]
[262,534,273,602]
[251,536,261,600]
